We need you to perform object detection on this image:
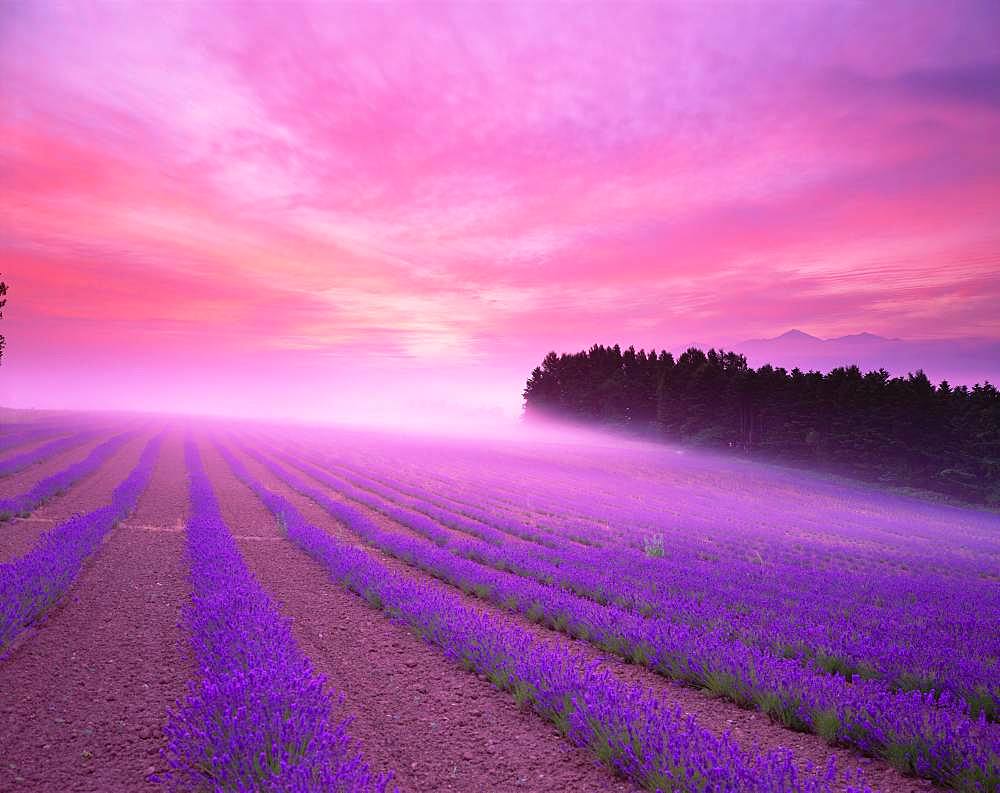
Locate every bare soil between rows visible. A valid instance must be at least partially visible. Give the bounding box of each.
[0,434,193,791]
[0,429,943,792]
[0,434,115,499]
[0,434,151,564]
[201,441,638,793]
[0,432,69,463]
[256,442,932,793]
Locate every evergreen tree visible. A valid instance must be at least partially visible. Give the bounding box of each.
[523,343,1000,505]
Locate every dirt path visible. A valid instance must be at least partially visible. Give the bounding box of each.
[0,434,194,792]
[199,441,637,793]
[0,434,150,564]
[243,444,931,793]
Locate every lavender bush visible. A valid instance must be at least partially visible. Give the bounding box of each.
[160,441,392,793]
[282,437,1000,716]
[297,444,1000,717]
[218,442,867,793]
[0,426,60,455]
[0,430,97,478]
[0,433,134,520]
[0,434,163,656]
[248,443,999,792]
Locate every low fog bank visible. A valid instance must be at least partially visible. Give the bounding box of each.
[6,404,998,520]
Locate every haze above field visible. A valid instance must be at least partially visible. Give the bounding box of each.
[1,1,998,426]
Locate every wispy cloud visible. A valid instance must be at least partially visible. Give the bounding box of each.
[1,0,998,415]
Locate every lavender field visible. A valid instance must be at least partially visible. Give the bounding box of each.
[0,414,996,791]
[6,1,1000,790]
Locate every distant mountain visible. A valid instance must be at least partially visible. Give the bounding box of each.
[771,329,820,341]
[735,330,999,386]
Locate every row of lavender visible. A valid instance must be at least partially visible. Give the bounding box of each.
[0,422,391,791]
[477,455,1000,703]
[298,443,1000,721]
[218,440,859,793]
[0,430,97,478]
[290,436,1000,704]
[161,442,391,792]
[0,434,163,656]
[0,417,83,447]
[0,426,61,455]
[0,433,137,520]
[248,437,999,791]
[270,429,998,585]
[333,434,998,573]
[337,437,998,580]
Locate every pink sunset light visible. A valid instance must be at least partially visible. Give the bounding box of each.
[2,1,998,425]
[2,6,1000,790]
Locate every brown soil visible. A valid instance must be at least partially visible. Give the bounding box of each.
[0,428,940,793]
[250,444,932,793]
[199,441,638,793]
[0,433,194,792]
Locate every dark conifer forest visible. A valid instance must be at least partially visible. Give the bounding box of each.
[523,345,1000,506]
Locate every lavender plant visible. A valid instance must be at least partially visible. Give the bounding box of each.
[0,433,134,520]
[249,443,999,792]
[0,430,98,478]
[290,438,1000,724]
[218,441,868,793]
[0,434,163,656]
[0,426,60,455]
[160,442,392,793]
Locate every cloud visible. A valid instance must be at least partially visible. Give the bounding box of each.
[895,62,1000,108]
[1,1,998,417]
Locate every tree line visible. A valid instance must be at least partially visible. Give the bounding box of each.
[522,344,1000,506]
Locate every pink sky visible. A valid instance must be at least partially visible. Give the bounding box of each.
[2,2,999,424]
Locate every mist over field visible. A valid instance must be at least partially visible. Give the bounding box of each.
[1,2,998,792]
